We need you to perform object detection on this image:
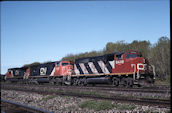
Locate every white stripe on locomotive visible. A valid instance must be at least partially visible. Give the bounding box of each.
[79,63,89,74]
[50,67,55,76]
[88,62,99,74]
[97,61,110,74]
[74,64,80,75]
[109,61,115,69]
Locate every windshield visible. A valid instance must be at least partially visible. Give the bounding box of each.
[126,54,137,59]
[62,63,69,66]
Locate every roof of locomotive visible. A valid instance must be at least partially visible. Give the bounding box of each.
[75,50,141,63]
[75,51,125,63]
[8,67,26,70]
[27,61,59,68]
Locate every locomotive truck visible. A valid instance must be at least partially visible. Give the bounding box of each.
[5,50,155,87]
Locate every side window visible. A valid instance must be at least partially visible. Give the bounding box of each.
[62,63,69,66]
[126,54,130,59]
[57,62,60,66]
[116,54,122,60]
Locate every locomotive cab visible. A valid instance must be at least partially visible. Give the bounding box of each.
[113,50,147,73]
[5,68,26,82]
[5,70,13,80]
[53,61,73,76]
[112,50,155,85]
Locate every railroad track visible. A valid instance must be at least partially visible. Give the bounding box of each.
[54,85,170,93]
[3,81,170,88]
[1,99,53,113]
[2,83,170,94]
[1,84,170,108]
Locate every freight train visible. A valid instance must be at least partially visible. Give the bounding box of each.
[4,50,156,87]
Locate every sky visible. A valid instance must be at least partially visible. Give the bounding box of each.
[1,0,170,74]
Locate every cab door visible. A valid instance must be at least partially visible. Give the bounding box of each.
[60,62,69,76]
[125,53,137,73]
[54,61,71,76]
[125,53,132,73]
[54,62,61,76]
[113,54,125,73]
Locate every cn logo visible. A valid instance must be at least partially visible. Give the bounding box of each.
[15,70,19,75]
[40,67,47,75]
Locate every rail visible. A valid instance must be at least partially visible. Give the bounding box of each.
[1,85,170,108]
[1,99,53,113]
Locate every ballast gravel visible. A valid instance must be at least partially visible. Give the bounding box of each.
[1,90,170,113]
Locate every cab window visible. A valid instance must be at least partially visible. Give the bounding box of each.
[62,63,69,66]
[116,54,122,60]
[126,54,136,59]
[126,54,130,59]
[131,54,136,58]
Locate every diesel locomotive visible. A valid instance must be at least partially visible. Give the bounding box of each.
[5,50,155,87]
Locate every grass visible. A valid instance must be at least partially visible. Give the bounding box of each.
[79,100,137,111]
[79,100,115,111]
[114,103,136,110]
[154,75,170,86]
[154,79,170,86]
[42,95,56,101]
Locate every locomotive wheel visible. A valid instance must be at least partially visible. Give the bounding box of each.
[55,78,63,85]
[78,79,83,86]
[123,80,128,87]
[78,78,85,86]
[49,80,55,85]
[49,77,55,85]
[78,78,87,86]
[121,78,133,87]
[112,78,120,87]
[72,78,78,86]
[83,78,87,86]
[31,79,39,85]
[126,78,134,87]
[121,78,128,87]
[56,81,62,86]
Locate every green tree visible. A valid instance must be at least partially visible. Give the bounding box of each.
[148,37,170,80]
[104,40,128,54]
[23,62,40,67]
[128,40,151,58]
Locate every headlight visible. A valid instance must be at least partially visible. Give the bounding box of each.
[139,65,144,69]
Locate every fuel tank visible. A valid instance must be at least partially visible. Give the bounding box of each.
[87,77,110,84]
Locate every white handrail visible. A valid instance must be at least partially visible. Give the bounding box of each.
[131,64,136,80]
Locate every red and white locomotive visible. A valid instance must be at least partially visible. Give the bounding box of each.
[5,50,155,87]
